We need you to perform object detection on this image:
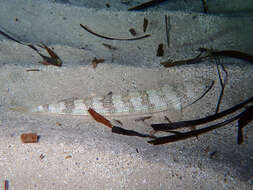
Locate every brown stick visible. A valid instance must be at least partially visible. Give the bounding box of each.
[164,15,171,48]
[80,24,150,41]
[148,113,241,145]
[88,108,113,128]
[151,96,253,131]
[160,52,205,67]
[199,48,253,65]
[128,0,168,11]
[4,180,8,190]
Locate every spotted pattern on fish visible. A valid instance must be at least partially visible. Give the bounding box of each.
[30,80,211,116]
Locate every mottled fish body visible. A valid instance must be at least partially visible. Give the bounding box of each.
[30,79,211,116]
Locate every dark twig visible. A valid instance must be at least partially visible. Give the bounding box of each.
[134,116,152,122]
[184,80,215,108]
[199,48,253,65]
[215,59,228,113]
[165,15,171,48]
[4,180,8,190]
[88,108,155,138]
[161,48,253,68]
[0,28,24,44]
[0,27,38,51]
[26,69,40,72]
[0,27,62,66]
[151,96,253,131]
[112,126,155,138]
[237,105,253,144]
[102,43,117,50]
[128,0,168,11]
[143,18,149,33]
[88,108,113,128]
[202,0,208,13]
[148,111,242,145]
[80,24,150,41]
[160,51,207,67]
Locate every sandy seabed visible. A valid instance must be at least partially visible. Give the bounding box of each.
[0,0,253,189]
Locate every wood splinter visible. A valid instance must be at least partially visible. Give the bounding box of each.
[20,133,38,143]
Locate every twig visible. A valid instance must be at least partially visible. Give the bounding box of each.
[88,108,154,138]
[128,0,168,11]
[4,180,8,190]
[151,96,253,131]
[143,18,149,33]
[0,27,37,51]
[160,52,207,67]
[80,24,150,41]
[184,80,215,108]
[112,126,154,138]
[215,59,228,113]
[92,57,105,68]
[0,27,62,66]
[26,69,40,72]
[202,0,208,13]
[113,119,123,126]
[88,108,113,128]
[156,43,164,56]
[148,112,242,145]
[161,48,253,68]
[164,15,171,48]
[237,105,253,144]
[134,116,152,122]
[199,48,253,65]
[102,43,118,50]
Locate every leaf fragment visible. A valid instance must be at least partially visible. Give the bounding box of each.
[88,108,113,128]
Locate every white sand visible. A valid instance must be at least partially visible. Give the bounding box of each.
[0,0,253,189]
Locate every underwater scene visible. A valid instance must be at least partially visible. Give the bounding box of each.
[0,0,253,189]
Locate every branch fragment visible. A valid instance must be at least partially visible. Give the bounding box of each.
[151,96,253,131]
[128,0,168,11]
[80,24,150,41]
[148,112,242,145]
[0,27,62,66]
[88,108,113,128]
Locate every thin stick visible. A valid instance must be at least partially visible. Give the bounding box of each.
[88,108,113,128]
[0,27,62,66]
[161,48,253,68]
[80,24,150,41]
[0,28,38,51]
[237,105,253,144]
[184,80,215,108]
[134,116,152,122]
[215,58,228,113]
[26,69,40,72]
[202,0,208,13]
[4,180,8,190]
[128,0,168,11]
[148,112,242,145]
[112,126,154,138]
[151,96,253,131]
[200,48,253,65]
[0,29,23,44]
[164,15,171,48]
[160,52,206,67]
